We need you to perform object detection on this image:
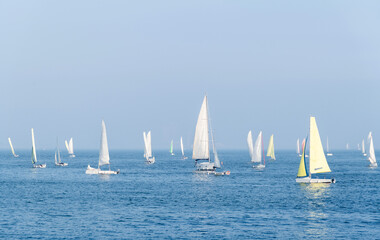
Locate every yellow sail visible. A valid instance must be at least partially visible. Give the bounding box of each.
[297,137,308,177]
[309,117,331,174]
[266,134,276,160]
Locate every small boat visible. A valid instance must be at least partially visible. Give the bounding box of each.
[192,96,229,175]
[326,137,333,156]
[143,131,155,164]
[248,131,265,169]
[170,140,175,156]
[31,128,46,168]
[266,134,276,160]
[362,139,367,156]
[297,138,301,157]
[55,138,68,166]
[86,120,120,175]
[180,136,188,160]
[367,132,377,167]
[296,117,335,183]
[65,138,76,157]
[8,137,19,157]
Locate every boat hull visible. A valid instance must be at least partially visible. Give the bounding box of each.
[253,164,265,169]
[55,163,68,166]
[296,177,335,183]
[326,153,333,156]
[33,164,46,168]
[146,157,155,164]
[369,162,378,167]
[85,165,120,174]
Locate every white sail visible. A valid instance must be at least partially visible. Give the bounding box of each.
[362,139,365,154]
[368,136,377,165]
[297,138,300,154]
[143,131,148,158]
[180,137,184,156]
[65,140,70,152]
[98,120,110,166]
[147,131,152,158]
[8,137,18,157]
[252,131,262,163]
[326,137,329,152]
[192,96,210,160]
[31,128,37,164]
[69,138,74,154]
[209,118,221,168]
[247,130,254,161]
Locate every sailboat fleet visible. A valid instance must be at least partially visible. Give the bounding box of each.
[4,95,377,180]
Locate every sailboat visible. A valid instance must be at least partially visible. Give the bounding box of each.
[86,120,120,174]
[367,132,377,167]
[249,131,265,169]
[192,96,229,175]
[326,137,333,156]
[180,137,188,160]
[297,138,301,157]
[170,140,175,156]
[266,134,276,160]
[31,128,46,168]
[143,131,155,164]
[55,138,68,166]
[362,139,367,156]
[65,138,75,157]
[8,137,19,157]
[296,117,335,183]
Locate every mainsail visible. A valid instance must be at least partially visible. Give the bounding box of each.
[251,131,262,163]
[309,117,331,174]
[266,134,276,160]
[8,138,18,157]
[31,128,37,164]
[170,140,174,154]
[98,120,110,167]
[362,139,366,154]
[192,96,210,160]
[297,137,308,177]
[368,134,377,165]
[146,131,152,158]
[180,137,184,157]
[247,131,254,161]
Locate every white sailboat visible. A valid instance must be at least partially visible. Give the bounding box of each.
[266,134,276,160]
[180,137,188,160]
[8,137,19,157]
[86,120,120,175]
[326,137,333,156]
[192,96,229,175]
[297,138,301,157]
[367,132,377,167]
[296,117,335,183]
[65,138,75,157]
[362,139,367,156]
[143,131,155,164]
[55,138,68,166]
[31,128,46,168]
[250,131,265,169]
[170,140,175,156]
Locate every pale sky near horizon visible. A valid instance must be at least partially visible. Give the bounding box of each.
[1,1,379,151]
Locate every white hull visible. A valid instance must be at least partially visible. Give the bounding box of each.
[55,162,68,166]
[85,165,119,174]
[13,155,19,158]
[171,153,175,156]
[326,153,333,156]
[363,153,367,156]
[69,154,76,158]
[33,164,46,168]
[146,157,155,164]
[195,170,230,176]
[181,156,188,160]
[369,162,378,168]
[253,164,265,169]
[296,176,335,183]
[195,161,215,171]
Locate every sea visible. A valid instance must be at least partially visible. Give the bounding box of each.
[0,150,378,239]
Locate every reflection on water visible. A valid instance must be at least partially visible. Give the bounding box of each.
[99,174,111,181]
[298,183,331,239]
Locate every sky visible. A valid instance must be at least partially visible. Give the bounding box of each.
[1,1,380,151]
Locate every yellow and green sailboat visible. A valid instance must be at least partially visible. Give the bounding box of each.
[296,117,335,183]
[266,134,276,160]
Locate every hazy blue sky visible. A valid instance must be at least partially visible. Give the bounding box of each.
[1,1,379,151]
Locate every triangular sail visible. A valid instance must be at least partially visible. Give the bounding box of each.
[8,138,17,157]
[266,134,275,160]
[69,138,74,154]
[368,135,376,164]
[192,96,210,160]
[309,117,331,174]
[247,130,254,161]
[180,137,184,156]
[362,139,365,154]
[65,140,70,153]
[297,137,309,177]
[209,118,221,169]
[143,131,148,159]
[147,131,152,158]
[31,128,37,164]
[297,138,300,154]
[56,139,61,164]
[98,120,110,167]
[170,140,173,154]
[252,131,262,163]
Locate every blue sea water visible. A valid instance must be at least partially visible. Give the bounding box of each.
[0,150,378,239]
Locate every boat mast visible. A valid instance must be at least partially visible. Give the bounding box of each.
[262,133,265,166]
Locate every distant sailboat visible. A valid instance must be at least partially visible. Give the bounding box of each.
[65,138,75,157]
[55,138,68,166]
[192,96,229,175]
[362,139,367,156]
[86,120,120,174]
[296,117,335,183]
[326,137,333,156]
[297,138,301,157]
[346,143,349,150]
[8,137,19,157]
[170,140,175,156]
[367,132,377,167]
[180,137,188,160]
[31,128,46,168]
[249,131,265,169]
[143,131,155,164]
[266,134,276,160]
